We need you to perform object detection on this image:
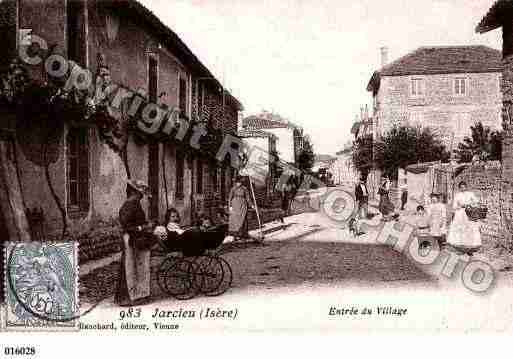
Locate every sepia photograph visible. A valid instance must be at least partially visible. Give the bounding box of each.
[1,0,513,352]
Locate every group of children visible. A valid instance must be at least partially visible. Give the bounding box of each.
[415,193,448,249]
[154,207,225,241]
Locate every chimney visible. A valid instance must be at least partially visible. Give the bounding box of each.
[380,46,389,67]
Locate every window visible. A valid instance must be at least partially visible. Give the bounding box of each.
[196,159,203,194]
[220,167,226,202]
[197,81,204,119]
[176,149,184,199]
[454,77,467,96]
[67,127,89,214]
[452,113,471,143]
[411,78,425,97]
[148,56,158,102]
[211,164,218,193]
[179,76,187,116]
[409,111,423,127]
[67,0,87,67]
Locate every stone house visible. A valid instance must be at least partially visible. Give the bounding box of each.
[366,46,503,151]
[0,0,242,251]
[477,0,513,242]
[364,45,503,202]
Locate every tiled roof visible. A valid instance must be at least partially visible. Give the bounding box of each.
[381,46,502,76]
[476,0,513,33]
[242,116,290,130]
[367,45,502,92]
[238,129,276,139]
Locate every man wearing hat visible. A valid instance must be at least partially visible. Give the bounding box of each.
[116,179,154,306]
[355,176,369,220]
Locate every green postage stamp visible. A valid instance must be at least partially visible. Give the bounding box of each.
[3,242,79,331]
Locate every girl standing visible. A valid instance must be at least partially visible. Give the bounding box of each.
[428,193,447,247]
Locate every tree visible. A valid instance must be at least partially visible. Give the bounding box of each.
[371,126,449,180]
[453,122,502,163]
[297,136,315,172]
[351,134,374,178]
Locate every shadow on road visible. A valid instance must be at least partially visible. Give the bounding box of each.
[223,238,438,292]
[80,232,438,304]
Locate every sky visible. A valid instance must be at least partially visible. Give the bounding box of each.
[139,0,502,156]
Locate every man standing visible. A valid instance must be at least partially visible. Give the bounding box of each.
[355,177,369,219]
[400,179,408,211]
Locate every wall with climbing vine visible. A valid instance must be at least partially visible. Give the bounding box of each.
[0,1,242,261]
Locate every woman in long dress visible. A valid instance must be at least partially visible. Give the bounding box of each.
[378,177,395,221]
[447,181,482,254]
[228,175,254,241]
[280,182,292,223]
[116,179,153,306]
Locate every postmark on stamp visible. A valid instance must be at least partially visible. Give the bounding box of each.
[3,241,79,331]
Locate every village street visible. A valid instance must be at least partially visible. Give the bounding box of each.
[78,185,513,333]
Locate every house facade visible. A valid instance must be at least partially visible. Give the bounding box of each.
[0,0,242,249]
[330,147,358,186]
[242,112,304,165]
[367,46,503,151]
[238,129,277,205]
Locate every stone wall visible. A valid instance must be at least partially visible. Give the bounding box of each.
[377,72,502,149]
[500,27,513,243]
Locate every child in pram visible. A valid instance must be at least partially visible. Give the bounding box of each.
[154,208,228,256]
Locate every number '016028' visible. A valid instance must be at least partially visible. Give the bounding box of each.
[4,346,36,356]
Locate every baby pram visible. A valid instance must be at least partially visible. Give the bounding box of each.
[162,224,228,256]
[155,223,233,300]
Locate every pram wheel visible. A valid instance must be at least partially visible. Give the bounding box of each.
[157,257,198,300]
[193,255,224,294]
[204,256,233,297]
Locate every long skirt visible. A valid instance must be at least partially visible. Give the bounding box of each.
[447,208,481,250]
[379,194,394,216]
[115,233,151,305]
[229,197,249,238]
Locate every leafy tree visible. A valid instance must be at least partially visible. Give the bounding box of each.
[454,122,502,163]
[377,126,450,179]
[286,136,315,194]
[297,136,315,172]
[351,134,374,178]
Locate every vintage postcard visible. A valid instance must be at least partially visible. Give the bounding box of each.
[1,0,513,353]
